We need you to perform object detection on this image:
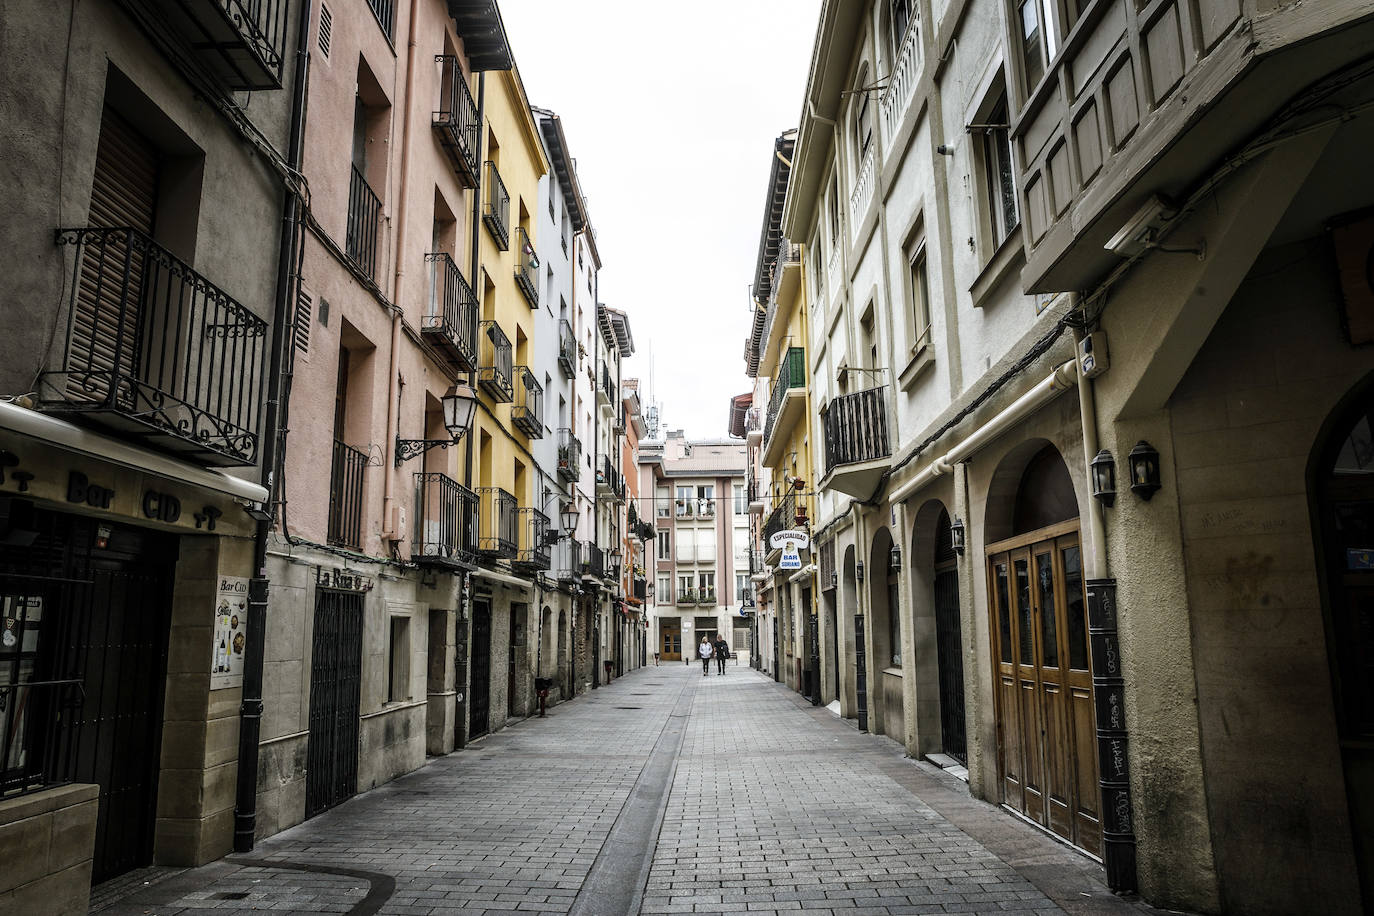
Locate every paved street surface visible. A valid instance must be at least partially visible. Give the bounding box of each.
[95,665,1160,916]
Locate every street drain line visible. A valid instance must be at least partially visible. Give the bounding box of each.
[569,672,699,916]
[228,857,396,916]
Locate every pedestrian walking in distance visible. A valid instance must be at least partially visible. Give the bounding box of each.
[698,635,713,676]
[714,633,729,675]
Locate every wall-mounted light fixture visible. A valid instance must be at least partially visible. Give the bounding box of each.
[1128,441,1162,501]
[1091,449,1117,507]
[560,502,578,535]
[395,384,477,466]
[889,543,902,573]
[949,516,966,555]
[831,571,838,589]
[856,561,865,583]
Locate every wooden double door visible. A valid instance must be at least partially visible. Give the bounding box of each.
[987,522,1101,856]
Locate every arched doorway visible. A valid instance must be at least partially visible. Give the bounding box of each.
[868,527,899,738]
[984,443,1098,856]
[1314,385,1374,901]
[556,609,568,699]
[932,509,966,762]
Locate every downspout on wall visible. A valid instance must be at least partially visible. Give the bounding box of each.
[236,0,312,853]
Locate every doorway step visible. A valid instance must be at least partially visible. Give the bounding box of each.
[925,752,969,782]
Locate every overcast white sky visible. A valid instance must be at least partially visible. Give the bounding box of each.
[502,1,823,440]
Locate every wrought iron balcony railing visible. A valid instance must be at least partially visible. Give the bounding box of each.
[366,0,395,38]
[675,498,694,518]
[763,491,796,547]
[514,226,538,307]
[41,227,267,466]
[149,0,288,90]
[433,56,479,187]
[677,588,698,606]
[347,165,382,282]
[597,359,616,405]
[423,253,478,372]
[581,541,606,580]
[514,508,551,571]
[329,439,368,549]
[482,161,509,250]
[699,589,717,606]
[475,486,517,558]
[633,577,647,602]
[597,455,625,500]
[477,321,513,402]
[511,367,543,438]
[823,386,891,474]
[763,346,806,447]
[412,472,477,569]
[557,318,577,378]
[553,536,583,583]
[557,428,582,482]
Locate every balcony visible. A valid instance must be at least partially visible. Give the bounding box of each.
[553,536,583,583]
[477,321,513,402]
[821,386,892,498]
[433,57,479,187]
[557,429,581,482]
[879,11,922,144]
[762,347,806,466]
[149,0,287,90]
[745,405,764,447]
[596,455,625,501]
[412,472,478,570]
[633,577,647,602]
[596,359,616,410]
[677,588,698,607]
[328,439,367,550]
[557,318,577,378]
[40,227,267,466]
[347,165,382,282]
[513,507,551,573]
[698,589,717,606]
[482,161,509,250]
[475,486,517,559]
[423,253,478,372]
[614,403,626,435]
[511,367,543,438]
[514,226,539,307]
[763,491,796,556]
[1010,0,1373,292]
[581,541,606,581]
[675,498,694,519]
[365,0,395,37]
[748,475,766,515]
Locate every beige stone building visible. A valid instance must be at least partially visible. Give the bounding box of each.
[0,0,303,910]
[780,1,1374,912]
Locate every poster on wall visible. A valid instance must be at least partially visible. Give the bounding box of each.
[211,576,250,689]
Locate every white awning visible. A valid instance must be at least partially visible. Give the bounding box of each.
[0,400,268,503]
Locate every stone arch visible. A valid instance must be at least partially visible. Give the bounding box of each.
[908,498,954,757]
[868,525,897,736]
[840,544,858,717]
[983,438,1083,547]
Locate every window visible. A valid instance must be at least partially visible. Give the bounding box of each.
[658,575,672,602]
[698,572,715,596]
[676,485,693,517]
[679,573,694,596]
[736,573,750,601]
[389,616,410,702]
[733,484,745,515]
[697,485,715,517]
[853,90,873,163]
[907,240,931,353]
[981,96,1019,249]
[891,0,912,55]
[1017,0,1078,95]
[657,530,670,560]
[827,175,841,248]
[656,485,670,517]
[678,528,696,564]
[887,555,901,668]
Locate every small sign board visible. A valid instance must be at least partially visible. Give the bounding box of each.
[211,576,249,689]
[770,529,809,572]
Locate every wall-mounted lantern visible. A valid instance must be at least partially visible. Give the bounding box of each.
[395,383,477,466]
[1128,441,1162,501]
[889,543,902,573]
[856,561,865,583]
[1091,449,1117,507]
[831,571,838,589]
[949,516,966,555]
[560,502,578,536]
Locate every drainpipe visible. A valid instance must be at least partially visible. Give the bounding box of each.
[236,0,311,853]
[381,0,424,540]
[1069,296,1137,894]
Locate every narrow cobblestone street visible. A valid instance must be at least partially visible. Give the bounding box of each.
[94,665,1154,916]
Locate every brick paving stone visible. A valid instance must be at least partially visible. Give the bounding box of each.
[90,665,1177,916]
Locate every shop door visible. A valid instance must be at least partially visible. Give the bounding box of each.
[306,589,362,818]
[469,599,491,737]
[988,527,1099,855]
[454,613,469,749]
[0,512,175,884]
[934,567,967,763]
[661,621,681,660]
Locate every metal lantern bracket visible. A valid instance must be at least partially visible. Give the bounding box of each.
[394,436,461,467]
